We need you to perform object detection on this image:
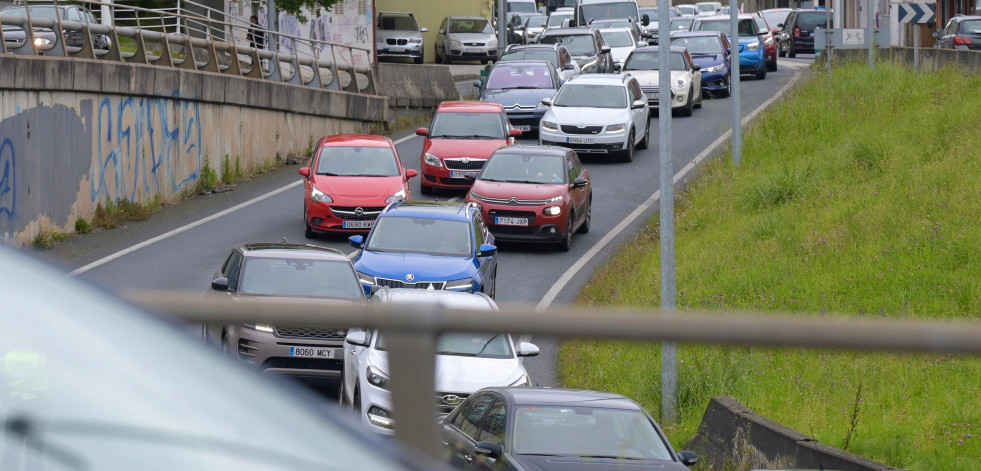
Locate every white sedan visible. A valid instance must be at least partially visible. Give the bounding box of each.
[622,45,703,116]
[598,26,647,66]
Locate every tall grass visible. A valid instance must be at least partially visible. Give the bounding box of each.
[560,62,981,470]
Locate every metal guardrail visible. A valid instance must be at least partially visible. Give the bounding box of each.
[0,0,376,94]
[125,291,981,460]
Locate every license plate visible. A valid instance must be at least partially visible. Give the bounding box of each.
[289,346,335,358]
[567,137,594,144]
[343,220,375,229]
[465,48,482,53]
[495,217,529,226]
[515,125,532,132]
[389,47,405,52]
[450,171,479,179]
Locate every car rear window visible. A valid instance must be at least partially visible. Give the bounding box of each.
[500,49,559,68]
[486,64,554,89]
[960,20,981,34]
[797,12,831,29]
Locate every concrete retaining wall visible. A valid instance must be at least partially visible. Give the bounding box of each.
[374,62,460,126]
[0,54,387,245]
[685,397,902,471]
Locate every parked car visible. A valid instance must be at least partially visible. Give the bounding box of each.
[752,15,778,71]
[349,201,499,298]
[933,15,981,51]
[341,288,537,434]
[588,17,646,44]
[695,2,723,16]
[477,60,562,133]
[466,145,591,251]
[670,31,732,98]
[621,46,703,115]
[598,26,645,66]
[691,14,767,79]
[416,101,522,195]
[676,4,698,17]
[438,387,700,471]
[436,16,499,64]
[0,245,447,471]
[299,134,417,236]
[539,74,651,163]
[0,4,110,51]
[521,14,549,43]
[375,11,427,64]
[776,9,832,58]
[538,26,614,73]
[499,43,581,84]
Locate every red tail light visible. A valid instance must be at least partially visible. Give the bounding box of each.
[954,35,973,46]
[793,27,801,38]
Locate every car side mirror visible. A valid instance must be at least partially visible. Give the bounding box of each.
[541,97,552,106]
[563,63,577,70]
[600,45,611,53]
[509,128,523,137]
[631,99,646,109]
[478,243,497,257]
[349,235,364,248]
[473,80,482,88]
[562,18,572,28]
[405,169,418,178]
[517,342,540,357]
[416,127,429,136]
[642,14,650,26]
[345,330,369,347]
[931,31,940,38]
[678,450,698,466]
[572,177,588,188]
[211,277,229,291]
[613,63,623,73]
[474,441,503,457]
[772,28,781,35]
[298,167,310,177]
[776,23,784,28]
[420,27,428,33]
[692,63,701,71]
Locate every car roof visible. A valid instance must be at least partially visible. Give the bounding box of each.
[505,44,561,52]
[494,144,569,157]
[382,200,475,220]
[378,11,414,16]
[541,27,596,35]
[697,13,758,20]
[447,15,489,20]
[436,101,504,113]
[565,73,633,85]
[491,59,554,69]
[633,45,688,53]
[238,243,351,261]
[373,288,498,309]
[670,30,725,39]
[323,134,392,147]
[488,387,642,409]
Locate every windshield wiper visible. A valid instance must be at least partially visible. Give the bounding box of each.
[580,455,645,460]
[437,351,478,357]
[474,333,501,357]
[504,180,545,184]
[501,86,542,89]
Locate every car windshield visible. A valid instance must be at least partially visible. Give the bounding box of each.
[526,16,547,27]
[238,258,364,299]
[430,112,507,139]
[961,20,981,34]
[500,49,559,68]
[623,51,687,71]
[508,1,538,13]
[553,84,626,108]
[449,18,493,34]
[754,18,769,34]
[547,13,572,26]
[511,406,674,460]
[479,153,566,184]
[695,19,760,37]
[486,64,554,89]
[670,36,723,55]
[2,6,64,19]
[677,5,697,15]
[761,10,790,28]
[600,30,634,47]
[539,34,596,56]
[377,332,513,358]
[316,146,399,177]
[797,12,831,28]
[378,15,417,31]
[670,18,694,30]
[697,3,718,13]
[580,2,639,22]
[366,217,473,257]
[0,248,404,471]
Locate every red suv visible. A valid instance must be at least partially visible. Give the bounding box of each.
[465,145,591,251]
[299,134,417,237]
[417,101,522,195]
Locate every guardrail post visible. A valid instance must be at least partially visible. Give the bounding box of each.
[72,24,97,59]
[325,45,341,90]
[342,45,359,93]
[384,306,441,460]
[129,31,150,65]
[153,33,174,68]
[0,25,7,54]
[178,35,199,70]
[244,48,264,78]
[306,46,324,88]
[285,38,302,84]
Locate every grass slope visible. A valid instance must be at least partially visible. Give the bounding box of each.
[559,62,981,470]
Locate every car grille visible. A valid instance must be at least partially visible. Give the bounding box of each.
[492,225,537,235]
[641,86,659,96]
[504,104,537,111]
[386,38,408,45]
[330,206,385,220]
[474,194,548,205]
[434,392,469,415]
[238,338,259,363]
[560,125,603,135]
[506,115,541,126]
[463,42,485,46]
[275,326,348,340]
[439,177,476,186]
[375,277,446,290]
[444,158,487,171]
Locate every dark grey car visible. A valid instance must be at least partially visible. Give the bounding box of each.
[0,4,110,51]
[934,15,981,51]
[537,27,613,73]
[476,60,561,133]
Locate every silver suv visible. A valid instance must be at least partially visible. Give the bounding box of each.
[376,11,427,64]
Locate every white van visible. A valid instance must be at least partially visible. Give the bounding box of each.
[574,0,649,28]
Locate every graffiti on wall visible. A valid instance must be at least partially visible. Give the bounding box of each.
[0,139,14,222]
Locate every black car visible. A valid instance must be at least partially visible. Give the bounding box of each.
[538,27,614,73]
[933,15,981,51]
[476,60,562,133]
[776,9,832,58]
[439,387,699,471]
[0,4,111,51]
[508,12,544,44]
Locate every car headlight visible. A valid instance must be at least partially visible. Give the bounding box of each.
[673,78,689,91]
[544,205,561,216]
[366,365,390,390]
[469,190,487,202]
[764,37,774,45]
[605,123,626,134]
[311,186,333,203]
[444,277,475,291]
[356,271,375,285]
[704,64,724,73]
[410,37,423,44]
[33,37,50,48]
[385,189,406,204]
[243,323,274,333]
[545,195,564,203]
[541,120,559,131]
[746,41,760,51]
[509,375,532,387]
[450,39,462,47]
[366,406,394,429]
[423,152,443,168]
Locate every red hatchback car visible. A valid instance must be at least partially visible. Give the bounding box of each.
[299,134,417,236]
[465,145,591,251]
[417,101,522,195]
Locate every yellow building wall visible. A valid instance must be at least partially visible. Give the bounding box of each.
[376,0,494,63]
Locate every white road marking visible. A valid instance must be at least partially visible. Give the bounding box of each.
[448,196,461,202]
[73,134,423,275]
[532,69,805,313]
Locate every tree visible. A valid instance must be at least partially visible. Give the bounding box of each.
[274,0,343,22]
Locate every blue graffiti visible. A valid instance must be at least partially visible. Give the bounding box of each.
[0,139,14,221]
[92,95,202,204]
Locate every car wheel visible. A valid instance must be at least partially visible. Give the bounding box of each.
[637,116,650,150]
[679,87,694,117]
[718,75,731,98]
[414,56,424,65]
[558,213,574,251]
[694,90,703,109]
[756,65,767,80]
[620,129,635,163]
[576,196,591,234]
[304,207,316,238]
[420,184,434,196]
[778,45,787,57]
[767,58,777,72]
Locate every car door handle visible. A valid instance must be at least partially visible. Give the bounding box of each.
[464,454,474,463]
[442,441,450,446]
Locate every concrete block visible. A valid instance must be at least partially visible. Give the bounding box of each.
[101,62,134,95]
[0,56,16,89]
[248,78,277,109]
[128,64,156,96]
[13,57,47,89]
[289,87,317,116]
[178,69,204,100]
[152,68,181,99]
[223,76,250,106]
[796,440,900,471]
[71,58,104,93]
[42,58,74,91]
[199,72,226,103]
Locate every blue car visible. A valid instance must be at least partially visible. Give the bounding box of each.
[349,201,499,298]
[689,14,768,80]
[670,31,732,97]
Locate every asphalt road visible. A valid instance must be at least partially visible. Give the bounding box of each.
[42,56,813,392]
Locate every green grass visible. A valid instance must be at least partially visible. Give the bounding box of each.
[560,62,981,470]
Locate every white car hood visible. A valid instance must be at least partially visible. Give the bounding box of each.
[627,69,690,88]
[367,350,527,393]
[546,105,629,126]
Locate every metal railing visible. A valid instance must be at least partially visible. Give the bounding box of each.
[0,0,376,94]
[125,291,981,460]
